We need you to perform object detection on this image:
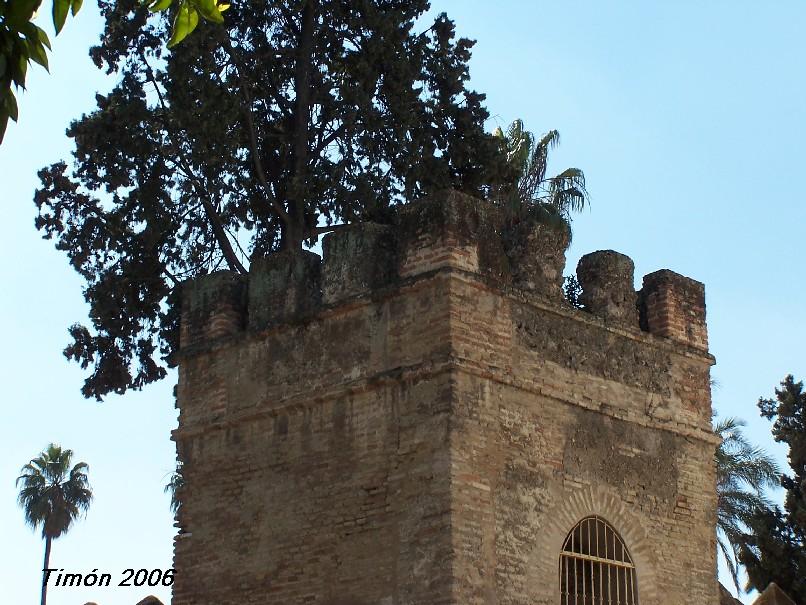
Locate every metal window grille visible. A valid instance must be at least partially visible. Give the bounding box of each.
[559,516,638,605]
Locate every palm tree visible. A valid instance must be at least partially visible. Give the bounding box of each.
[714,417,779,595]
[16,443,93,605]
[165,461,184,514]
[492,119,589,228]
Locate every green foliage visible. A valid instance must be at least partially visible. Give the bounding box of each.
[0,0,79,142]
[35,1,506,399]
[0,0,224,144]
[144,0,229,47]
[491,118,589,228]
[17,443,92,605]
[713,417,779,595]
[739,375,806,602]
[16,443,93,539]
[165,462,184,514]
[52,0,82,35]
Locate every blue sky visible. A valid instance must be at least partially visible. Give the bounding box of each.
[1,2,804,603]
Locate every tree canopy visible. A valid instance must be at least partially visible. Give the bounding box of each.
[34,0,509,399]
[739,375,805,602]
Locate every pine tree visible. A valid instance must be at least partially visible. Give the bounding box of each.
[33,0,507,400]
[739,375,805,602]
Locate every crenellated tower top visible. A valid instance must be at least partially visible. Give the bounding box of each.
[172,190,718,605]
[180,190,709,357]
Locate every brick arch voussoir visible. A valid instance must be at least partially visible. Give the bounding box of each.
[527,485,659,604]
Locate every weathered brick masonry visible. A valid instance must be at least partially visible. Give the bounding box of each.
[172,191,720,605]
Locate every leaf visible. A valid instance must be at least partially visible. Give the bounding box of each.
[35,25,52,50]
[0,111,8,144]
[27,39,50,72]
[167,2,200,48]
[12,51,28,89]
[71,0,83,16]
[7,0,41,26]
[194,0,224,24]
[22,22,52,51]
[147,0,173,12]
[536,129,560,151]
[3,89,19,121]
[52,0,71,34]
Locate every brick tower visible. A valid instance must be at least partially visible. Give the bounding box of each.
[172,192,720,605]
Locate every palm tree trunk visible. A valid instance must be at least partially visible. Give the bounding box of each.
[41,535,51,605]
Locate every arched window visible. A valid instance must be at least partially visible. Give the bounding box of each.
[559,516,638,605]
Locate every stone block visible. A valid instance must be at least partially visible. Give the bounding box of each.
[322,222,395,304]
[247,249,321,330]
[503,217,570,298]
[396,190,509,280]
[577,250,639,327]
[640,269,708,350]
[180,271,245,349]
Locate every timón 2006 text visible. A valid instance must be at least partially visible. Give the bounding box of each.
[43,568,175,588]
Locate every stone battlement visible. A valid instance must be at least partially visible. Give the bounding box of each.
[180,190,708,355]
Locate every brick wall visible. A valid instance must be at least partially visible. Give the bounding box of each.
[173,191,720,605]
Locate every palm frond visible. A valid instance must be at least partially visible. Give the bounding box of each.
[713,416,780,596]
[492,120,589,231]
[535,129,561,151]
[505,119,533,176]
[717,533,742,595]
[716,418,780,490]
[165,463,185,514]
[520,129,559,200]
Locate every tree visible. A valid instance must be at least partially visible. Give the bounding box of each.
[492,118,589,230]
[16,443,93,605]
[739,375,806,602]
[713,417,779,595]
[34,0,507,400]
